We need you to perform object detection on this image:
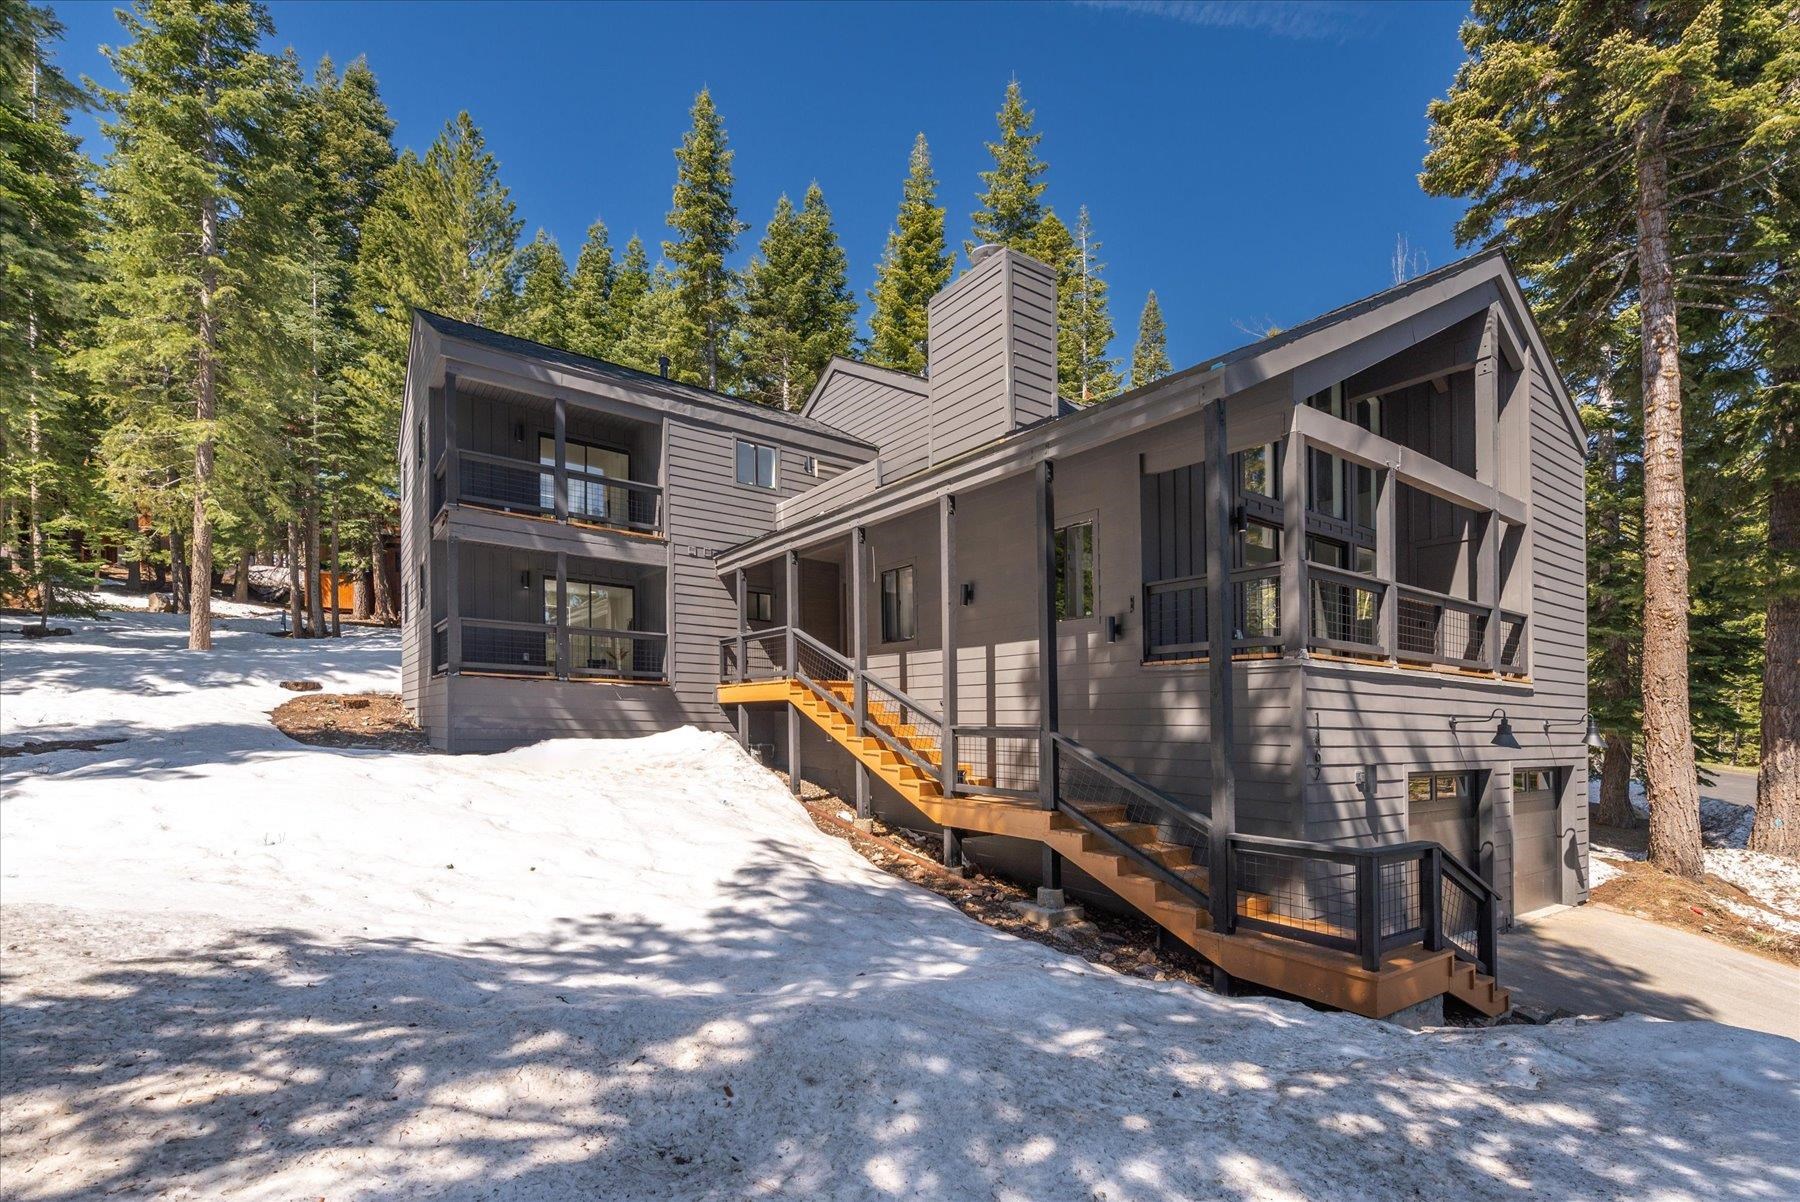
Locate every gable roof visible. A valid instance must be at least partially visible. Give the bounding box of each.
[799,356,927,418]
[415,310,874,446]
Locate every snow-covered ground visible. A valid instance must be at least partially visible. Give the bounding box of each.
[3,613,1797,1201]
[1588,780,1800,935]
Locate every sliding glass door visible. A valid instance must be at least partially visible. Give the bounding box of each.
[544,580,635,674]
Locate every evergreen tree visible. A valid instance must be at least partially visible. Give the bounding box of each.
[665,88,744,389]
[86,0,288,651]
[0,0,101,625]
[567,219,617,358]
[1061,206,1120,403]
[1131,290,1171,389]
[741,183,857,409]
[602,234,653,366]
[613,262,682,378]
[867,132,950,375]
[506,229,570,346]
[1422,0,1796,878]
[970,79,1047,256]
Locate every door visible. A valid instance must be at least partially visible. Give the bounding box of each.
[547,579,636,675]
[1512,768,1563,914]
[799,558,844,653]
[1408,772,1476,866]
[540,436,631,522]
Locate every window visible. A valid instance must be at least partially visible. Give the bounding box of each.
[540,436,631,521]
[1237,521,1280,568]
[1408,772,1471,803]
[548,579,638,674]
[747,589,774,623]
[880,565,915,641]
[415,419,425,471]
[1514,769,1555,793]
[1235,443,1280,500]
[735,440,777,489]
[416,561,426,612]
[1055,521,1096,620]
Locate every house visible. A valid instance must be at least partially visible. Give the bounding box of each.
[399,246,1591,1020]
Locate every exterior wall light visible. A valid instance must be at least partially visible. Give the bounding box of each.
[1451,708,1520,750]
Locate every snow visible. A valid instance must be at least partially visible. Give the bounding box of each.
[1588,776,1758,850]
[4,614,1798,1200]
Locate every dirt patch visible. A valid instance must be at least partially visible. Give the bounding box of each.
[0,737,127,759]
[271,692,434,753]
[1592,857,1800,968]
[279,680,321,692]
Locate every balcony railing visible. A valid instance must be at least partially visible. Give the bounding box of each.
[1307,566,1384,657]
[1142,565,1282,661]
[1396,585,1491,670]
[451,616,667,682]
[447,449,663,535]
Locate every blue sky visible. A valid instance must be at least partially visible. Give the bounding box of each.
[47,0,1475,375]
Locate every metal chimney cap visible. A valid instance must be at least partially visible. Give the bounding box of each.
[970,243,1004,264]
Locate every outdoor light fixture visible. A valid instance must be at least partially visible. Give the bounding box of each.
[1451,708,1520,750]
[962,582,975,606]
[1543,711,1607,753]
[519,569,531,591]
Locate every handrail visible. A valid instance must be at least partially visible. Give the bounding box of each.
[1050,731,1212,909]
[1394,581,1486,613]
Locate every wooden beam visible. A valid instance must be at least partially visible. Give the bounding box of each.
[1205,399,1237,935]
[1376,468,1398,661]
[554,550,568,678]
[1291,405,1528,525]
[444,372,460,509]
[444,534,461,673]
[553,396,568,522]
[939,494,958,797]
[785,550,801,795]
[1035,459,1058,810]
[851,525,870,819]
[1280,412,1308,656]
[734,568,748,683]
[1474,307,1500,487]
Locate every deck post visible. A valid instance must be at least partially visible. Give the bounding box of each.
[1376,467,1398,661]
[1205,399,1237,936]
[554,551,569,678]
[785,551,801,796]
[1480,512,1502,670]
[939,495,958,797]
[943,827,965,875]
[734,568,748,683]
[1422,846,1444,952]
[1280,416,1308,656]
[553,396,568,522]
[851,527,871,820]
[443,372,459,509]
[1035,460,1058,811]
[1355,854,1381,973]
[1041,845,1062,892]
[444,533,461,673]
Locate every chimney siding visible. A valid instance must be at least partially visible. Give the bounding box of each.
[926,248,1059,466]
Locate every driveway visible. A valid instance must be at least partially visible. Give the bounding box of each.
[1502,903,1799,1040]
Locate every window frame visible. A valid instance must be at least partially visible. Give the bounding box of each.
[747,588,775,624]
[1055,518,1098,622]
[879,563,916,643]
[734,439,779,490]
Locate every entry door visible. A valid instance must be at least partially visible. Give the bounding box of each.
[1408,772,1476,866]
[1512,769,1563,914]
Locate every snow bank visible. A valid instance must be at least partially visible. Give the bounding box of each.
[4,613,1798,1201]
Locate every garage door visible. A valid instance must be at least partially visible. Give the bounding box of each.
[1513,769,1563,914]
[1407,772,1476,866]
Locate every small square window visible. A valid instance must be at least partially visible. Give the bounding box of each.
[735,440,777,489]
[881,565,915,642]
[1236,443,1280,500]
[747,589,774,623]
[1237,522,1280,568]
[1055,522,1096,620]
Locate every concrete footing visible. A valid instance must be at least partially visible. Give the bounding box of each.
[851,818,876,834]
[1011,887,1087,929]
[1382,995,1446,1030]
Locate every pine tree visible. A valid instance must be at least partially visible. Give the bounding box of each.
[613,262,682,378]
[506,230,570,346]
[741,183,857,409]
[0,0,100,626]
[970,79,1047,256]
[87,0,289,651]
[1422,0,1796,878]
[1131,290,1171,389]
[602,234,653,366]
[1060,206,1120,403]
[867,132,950,375]
[567,219,617,358]
[665,88,744,389]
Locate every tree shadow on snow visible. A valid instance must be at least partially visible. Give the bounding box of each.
[5,839,1798,1201]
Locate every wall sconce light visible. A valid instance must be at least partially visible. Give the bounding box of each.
[519,569,531,591]
[962,582,975,606]
[1105,615,1122,643]
[1543,711,1607,753]
[1451,708,1520,750]
[513,421,526,444]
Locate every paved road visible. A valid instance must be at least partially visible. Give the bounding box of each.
[1500,903,1798,1040]
[1698,764,1758,808]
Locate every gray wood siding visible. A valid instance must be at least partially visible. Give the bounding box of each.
[926,248,1059,466]
[806,366,930,478]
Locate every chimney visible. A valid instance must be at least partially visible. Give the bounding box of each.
[657,354,671,379]
[924,246,1057,466]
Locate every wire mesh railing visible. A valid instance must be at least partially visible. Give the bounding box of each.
[1233,568,1282,646]
[1396,586,1491,669]
[453,449,663,535]
[1142,568,1282,660]
[460,617,554,674]
[1053,734,1211,906]
[1498,611,1528,674]
[1308,567,1384,655]
[566,630,667,680]
[951,726,1040,799]
[863,674,946,780]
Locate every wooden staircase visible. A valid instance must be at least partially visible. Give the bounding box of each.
[726,676,1509,1020]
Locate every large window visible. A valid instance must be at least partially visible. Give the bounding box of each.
[547,579,636,674]
[735,440,777,489]
[540,436,630,521]
[1055,521,1096,620]
[1235,443,1280,500]
[880,565,915,642]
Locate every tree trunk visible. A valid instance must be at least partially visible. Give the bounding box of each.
[1634,129,1703,879]
[370,535,392,624]
[353,565,372,620]
[1751,375,1798,856]
[169,529,187,612]
[233,549,250,603]
[27,388,50,629]
[328,517,341,637]
[1597,734,1637,829]
[286,522,304,637]
[304,501,323,637]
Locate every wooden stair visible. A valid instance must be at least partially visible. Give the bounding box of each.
[723,677,1509,1020]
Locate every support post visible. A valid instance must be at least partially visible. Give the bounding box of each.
[939,495,958,797]
[1376,467,1398,661]
[737,703,750,750]
[943,827,965,876]
[328,517,341,637]
[1041,845,1062,891]
[1280,422,1308,656]
[1474,307,1500,487]
[444,534,461,673]
[785,550,801,796]
[1479,511,1501,670]
[1422,846,1444,952]
[443,373,459,508]
[1355,853,1381,973]
[1205,400,1237,936]
[554,551,569,678]
[735,568,748,683]
[1035,460,1058,811]
[553,396,568,522]
[851,527,871,819]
